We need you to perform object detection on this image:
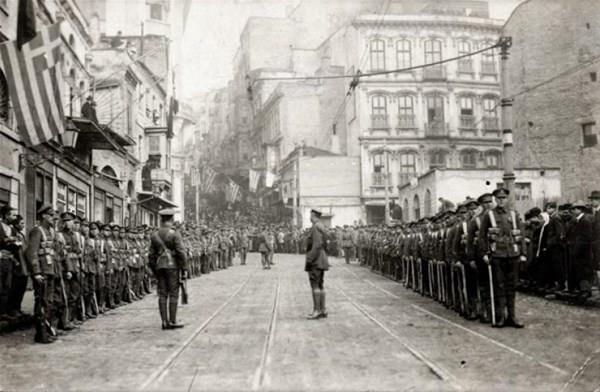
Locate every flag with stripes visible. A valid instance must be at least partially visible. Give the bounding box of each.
[0,22,65,147]
[200,165,217,193]
[227,179,241,203]
[249,169,261,193]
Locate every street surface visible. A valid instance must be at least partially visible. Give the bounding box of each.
[1,253,600,391]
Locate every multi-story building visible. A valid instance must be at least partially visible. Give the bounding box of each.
[333,7,505,223]
[504,0,600,201]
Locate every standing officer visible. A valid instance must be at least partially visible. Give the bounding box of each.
[239,228,249,265]
[566,200,595,300]
[305,209,329,320]
[8,215,28,318]
[26,205,58,343]
[341,226,354,264]
[478,188,526,328]
[56,211,81,327]
[148,209,187,330]
[0,205,16,321]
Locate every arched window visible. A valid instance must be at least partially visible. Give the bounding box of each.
[403,198,409,222]
[424,39,443,78]
[481,41,497,75]
[398,95,415,129]
[396,39,411,69]
[371,95,388,129]
[429,150,448,169]
[413,194,421,221]
[101,165,119,187]
[460,149,478,168]
[485,150,502,168]
[482,96,499,131]
[398,151,417,185]
[370,39,386,71]
[424,189,432,216]
[458,41,473,74]
[0,70,10,126]
[426,94,445,135]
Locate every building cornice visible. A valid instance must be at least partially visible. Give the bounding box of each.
[353,15,503,32]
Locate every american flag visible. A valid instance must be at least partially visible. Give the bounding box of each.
[249,169,261,192]
[0,23,65,147]
[200,165,217,193]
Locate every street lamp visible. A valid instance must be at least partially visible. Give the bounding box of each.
[61,127,79,149]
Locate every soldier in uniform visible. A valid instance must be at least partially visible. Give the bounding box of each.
[26,206,59,343]
[81,219,97,318]
[239,228,249,265]
[91,222,106,314]
[8,214,28,318]
[305,209,329,320]
[56,211,82,327]
[107,224,121,308]
[148,209,187,330]
[341,226,354,264]
[0,205,17,320]
[478,188,526,328]
[566,200,595,300]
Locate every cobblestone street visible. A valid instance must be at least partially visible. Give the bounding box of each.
[2,253,600,391]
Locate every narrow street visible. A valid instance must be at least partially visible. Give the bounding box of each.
[1,253,599,391]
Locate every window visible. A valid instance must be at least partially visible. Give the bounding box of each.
[76,192,86,218]
[371,95,388,128]
[398,96,415,128]
[483,97,498,117]
[457,41,473,73]
[429,150,447,169]
[57,182,67,213]
[459,96,474,116]
[0,70,10,127]
[582,122,598,147]
[94,190,105,222]
[0,174,18,210]
[461,150,478,168]
[35,172,51,213]
[369,39,386,71]
[485,151,501,168]
[68,189,77,214]
[150,3,163,20]
[424,40,442,63]
[372,152,387,173]
[399,152,416,185]
[458,41,471,56]
[148,135,160,154]
[396,39,411,69]
[426,95,445,134]
[105,196,114,224]
[481,43,497,75]
[114,197,123,225]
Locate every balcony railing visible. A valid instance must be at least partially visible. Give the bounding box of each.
[459,115,476,130]
[397,114,417,129]
[481,61,497,76]
[371,172,387,187]
[483,116,500,131]
[423,65,446,81]
[425,121,449,137]
[458,59,474,74]
[150,168,172,185]
[371,114,390,129]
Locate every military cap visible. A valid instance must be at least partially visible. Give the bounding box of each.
[0,204,15,217]
[558,203,572,211]
[110,223,121,230]
[73,215,81,223]
[572,200,587,209]
[527,207,541,218]
[477,193,493,204]
[89,221,98,230]
[80,219,89,227]
[310,209,322,218]
[493,188,509,198]
[60,211,76,221]
[545,201,557,210]
[589,190,600,200]
[37,204,54,216]
[456,203,468,213]
[464,198,479,208]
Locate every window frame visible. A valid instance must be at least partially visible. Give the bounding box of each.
[369,39,386,71]
[396,39,411,70]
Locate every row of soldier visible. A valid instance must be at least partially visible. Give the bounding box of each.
[0,204,250,344]
[353,188,600,328]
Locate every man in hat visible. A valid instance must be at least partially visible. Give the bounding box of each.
[589,191,600,275]
[478,188,526,328]
[80,219,97,318]
[148,208,187,330]
[8,214,28,318]
[26,205,59,343]
[566,200,594,300]
[537,202,567,292]
[56,211,82,327]
[341,225,355,264]
[107,224,121,307]
[305,209,329,319]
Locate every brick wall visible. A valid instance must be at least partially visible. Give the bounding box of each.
[504,0,600,201]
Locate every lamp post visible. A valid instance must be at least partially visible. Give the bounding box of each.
[499,36,515,207]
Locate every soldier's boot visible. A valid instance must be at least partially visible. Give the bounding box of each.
[307,289,321,320]
[168,300,184,329]
[492,297,506,328]
[505,295,524,328]
[34,319,54,344]
[159,298,169,330]
[319,291,327,318]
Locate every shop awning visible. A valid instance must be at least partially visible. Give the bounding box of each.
[136,191,178,212]
[68,117,124,151]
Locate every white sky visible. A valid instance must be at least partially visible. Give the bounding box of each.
[180,0,524,99]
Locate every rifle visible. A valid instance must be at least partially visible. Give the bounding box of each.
[179,271,188,305]
[59,274,69,324]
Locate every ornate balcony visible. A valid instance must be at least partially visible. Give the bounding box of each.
[458,59,474,74]
[423,65,446,81]
[481,61,497,76]
[425,121,449,137]
[371,114,390,130]
[397,114,417,130]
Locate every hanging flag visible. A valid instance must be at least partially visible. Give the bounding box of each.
[226,178,241,203]
[200,165,217,193]
[249,169,261,193]
[265,170,275,188]
[0,22,65,147]
[17,0,37,49]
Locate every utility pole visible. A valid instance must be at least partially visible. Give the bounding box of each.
[292,154,298,228]
[499,36,515,207]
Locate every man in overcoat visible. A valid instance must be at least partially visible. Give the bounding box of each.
[305,209,329,320]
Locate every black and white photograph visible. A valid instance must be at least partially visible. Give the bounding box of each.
[0,0,599,390]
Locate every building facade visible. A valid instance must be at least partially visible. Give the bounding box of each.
[504,0,600,201]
